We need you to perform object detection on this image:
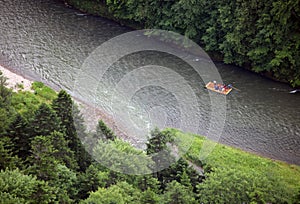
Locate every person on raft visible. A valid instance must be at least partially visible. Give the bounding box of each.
[213,81,232,92]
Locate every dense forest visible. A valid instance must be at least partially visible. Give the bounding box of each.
[1,69,300,203]
[64,0,300,87]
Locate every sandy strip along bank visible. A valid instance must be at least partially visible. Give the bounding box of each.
[0,65,33,92]
[0,65,136,145]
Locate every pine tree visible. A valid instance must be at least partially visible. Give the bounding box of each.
[0,71,12,107]
[146,128,175,173]
[180,170,193,192]
[7,114,31,160]
[162,180,196,204]
[52,90,91,171]
[0,71,12,135]
[50,131,78,170]
[52,90,77,146]
[30,103,62,137]
[27,134,78,203]
[96,120,116,141]
[76,164,108,201]
[146,128,174,155]
[0,137,19,170]
[140,188,160,204]
[27,135,58,181]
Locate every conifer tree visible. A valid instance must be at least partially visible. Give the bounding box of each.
[7,114,31,160]
[0,168,56,203]
[27,135,58,181]
[146,128,174,155]
[52,90,91,171]
[146,128,175,175]
[96,120,116,141]
[0,137,19,170]
[52,90,77,146]
[180,170,193,192]
[162,180,196,204]
[50,131,78,170]
[30,103,62,137]
[0,71,12,106]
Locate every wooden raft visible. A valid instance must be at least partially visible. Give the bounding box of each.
[205,82,232,95]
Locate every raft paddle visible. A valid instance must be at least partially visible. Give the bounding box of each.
[231,86,241,91]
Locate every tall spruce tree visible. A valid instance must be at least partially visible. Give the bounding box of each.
[7,114,31,160]
[52,90,91,171]
[50,131,78,170]
[146,128,175,173]
[96,120,116,141]
[27,135,58,181]
[30,103,62,137]
[0,137,20,170]
[52,90,77,146]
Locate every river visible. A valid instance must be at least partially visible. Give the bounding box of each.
[0,0,299,165]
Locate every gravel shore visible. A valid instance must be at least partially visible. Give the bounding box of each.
[0,65,33,92]
[0,65,133,144]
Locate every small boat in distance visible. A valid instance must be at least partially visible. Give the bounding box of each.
[289,89,299,94]
[205,82,232,95]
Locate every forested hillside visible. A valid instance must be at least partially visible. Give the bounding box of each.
[64,0,300,87]
[1,71,300,203]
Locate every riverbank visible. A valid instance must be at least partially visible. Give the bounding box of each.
[1,73,299,202]
[1,64,298,166]
[61,0,300,88]
[0,64,135,143]
[0,65,33,92]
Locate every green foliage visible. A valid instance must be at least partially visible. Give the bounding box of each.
[0,137,19,170]
[31,81,57,101]
[162,180,196,204]
[71,0,300,86]
[1,78,300,203]
[96,119,116,141]
[27,135,59,181]
[30,103,62,137]
[0,71,13,134]
[10,82,56,119]
[172,130,300,203]
[0,168,56,203]
[146,128,174,155]
[133,175,161,194]
[93,138,153,174]
[197,167,290,203]
[52,90,90,171]
[0,108,11,136]
[82,181,142,204]
[10,91,42,119]
[52,164,78,202]
[140,188,160,204]
[52,90,76,140]
[6,114,31,160]
[26,134,79,202]
[146,128,175,173]
[0,71,12,107]
[49,131,78,170]
[76,163,109,201]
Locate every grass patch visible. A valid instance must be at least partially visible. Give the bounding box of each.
[168,128,300,199]
[11,82,57,118]
[31,81,57,101]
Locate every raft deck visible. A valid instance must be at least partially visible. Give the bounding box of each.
[205,82,232,95]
